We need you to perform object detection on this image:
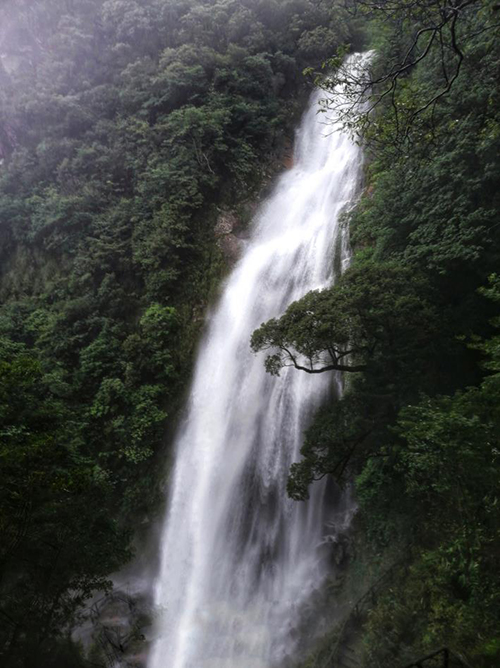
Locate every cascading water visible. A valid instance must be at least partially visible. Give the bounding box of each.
[149,53,369,668]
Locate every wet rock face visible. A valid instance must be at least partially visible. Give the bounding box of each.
[281,137,294,170]
[213,136,297,266]
[86,590,153,667]
[214,210,239,236]
[215,210,243,264]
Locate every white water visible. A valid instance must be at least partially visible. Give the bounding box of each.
[149,54,369,668]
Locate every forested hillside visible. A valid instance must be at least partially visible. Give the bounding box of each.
[0,1,361,665]
[2,0,500,666]
[252,1,500,666]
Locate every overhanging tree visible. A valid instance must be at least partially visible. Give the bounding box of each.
[251,262,438,377]
[311,0,500,148]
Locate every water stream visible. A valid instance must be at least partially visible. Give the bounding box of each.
[149,53,369,668]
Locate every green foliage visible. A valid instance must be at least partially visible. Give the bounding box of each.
[255,262,442,504]
[345,40,500,657]
[287,392,376,500]
[252,262,437,376]
[359,49,500,668]
[0,0,359,663]
[315,0,500,153]
[0,339,129,666]
[252,6,500,665]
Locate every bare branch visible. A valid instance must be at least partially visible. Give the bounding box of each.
[314,0,494,150]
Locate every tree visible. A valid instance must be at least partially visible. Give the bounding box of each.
[287,391,379,499]
[312,0,500,148]
[251,262,437,376]
[0,340,129,666]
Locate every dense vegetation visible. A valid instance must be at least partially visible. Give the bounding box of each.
[252,1,500,665]
[2,0,499,665]
[0,1,362,665]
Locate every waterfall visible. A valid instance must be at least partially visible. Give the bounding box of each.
[149,53,369,668]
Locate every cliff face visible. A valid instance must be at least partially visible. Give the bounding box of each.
[215,210,243,263]
[214,135,298,264]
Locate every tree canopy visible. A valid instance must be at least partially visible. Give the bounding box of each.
[251,262,437,375]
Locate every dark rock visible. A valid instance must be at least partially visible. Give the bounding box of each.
[215,210,243,263]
